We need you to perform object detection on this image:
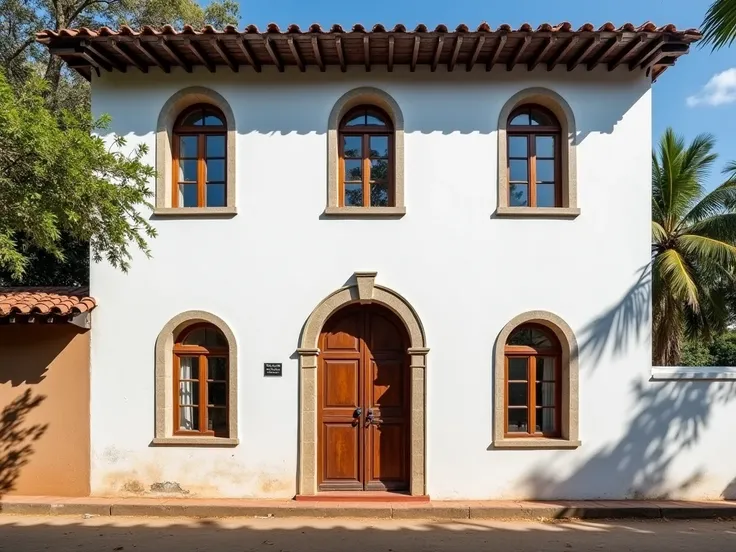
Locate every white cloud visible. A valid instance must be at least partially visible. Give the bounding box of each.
[687,68,736,107]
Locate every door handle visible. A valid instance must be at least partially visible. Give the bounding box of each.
[353,407,362,419]
[365,409,383,427]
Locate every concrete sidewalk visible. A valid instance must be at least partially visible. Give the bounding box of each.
[2,496,736,520]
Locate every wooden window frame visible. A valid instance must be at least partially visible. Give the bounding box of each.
[507,105,562,208]
[172,104,227,209]
[503,324,562,439]
[172,322,229,437]
[338,106,395,208]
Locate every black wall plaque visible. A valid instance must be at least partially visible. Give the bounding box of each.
[264,363,282,377]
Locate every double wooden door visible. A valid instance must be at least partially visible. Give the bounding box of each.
[318,304,409,492]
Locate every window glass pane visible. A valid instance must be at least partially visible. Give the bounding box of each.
[507,409,528,433]
[508,382,528,406]
[344,159,362,181]
[208,357,228,380]
[206,159,225,182]
[344,183,363,206]
[208,408,227,435]
[203,111,225,126]
[179,381,199,406]
[536,407,556,433]
[371,182,389,207]
[179,136,198,158]
[366,112,387,126]
[537,183,556,208]
[342,135,362,158]
[509,183,528,207]
[508,327,554,348]
[510,112,530,125]
[536,383,556,407]
[370,159,389,181]
[206,183,226,207]
[345,112,366,126]
[180,407,199,430]
[507,357,528,380]
[181,110,204,126]
[530,109,555,126]
[536,357,556,381]
[178,160,197,182]
[208,382,227,406]
[204,327,227,347]
[536,136,555,158]
[178,183,197,207]
[536,159,555,183]
[509,159,528,182]
[206,135,225,157]
[370,136,389,157]
[183,328,205,345]
[508,136,527,157]
[179,356,199,379]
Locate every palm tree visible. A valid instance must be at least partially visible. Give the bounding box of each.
[701,0,736,49]
[652,128,736,365]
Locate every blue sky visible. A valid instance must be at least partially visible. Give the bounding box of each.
[237,0,735,189]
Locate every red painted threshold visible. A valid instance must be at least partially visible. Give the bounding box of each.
[295,492,430,503]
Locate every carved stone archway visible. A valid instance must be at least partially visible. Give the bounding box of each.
[296,272,428,496]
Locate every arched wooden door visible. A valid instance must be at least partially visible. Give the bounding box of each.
[317,304,410,492]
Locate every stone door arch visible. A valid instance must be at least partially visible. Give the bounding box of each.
[296,272,428,496]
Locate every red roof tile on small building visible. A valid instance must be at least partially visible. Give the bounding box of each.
[0,287,96,317]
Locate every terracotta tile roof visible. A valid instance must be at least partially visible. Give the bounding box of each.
[0,287,96,317]
[37,21,700,81]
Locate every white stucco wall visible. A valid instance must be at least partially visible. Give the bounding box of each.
[88,66,736,500]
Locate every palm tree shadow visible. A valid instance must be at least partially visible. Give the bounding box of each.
[0,390,47,498]
[578,264,652,369]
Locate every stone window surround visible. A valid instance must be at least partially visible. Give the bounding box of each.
[152,310,239,446]
[496,87,580,219]
[325,87,406,217]
[296,272,428,496]
[155,86,237,216]
[493,310,581,449]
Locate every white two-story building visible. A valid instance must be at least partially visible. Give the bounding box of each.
[25,20,735,501]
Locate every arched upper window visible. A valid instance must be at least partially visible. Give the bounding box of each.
[339,106,394,208]
[504,323,561,438]
[173,323,229,437]
[172,104,227,208]
[507,105,561,209]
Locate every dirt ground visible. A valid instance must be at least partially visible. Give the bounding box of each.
[0,515,735,552]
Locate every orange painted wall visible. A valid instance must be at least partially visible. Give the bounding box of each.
[0,324,90,497]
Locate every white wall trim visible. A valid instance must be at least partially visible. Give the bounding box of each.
[651,366,736,381]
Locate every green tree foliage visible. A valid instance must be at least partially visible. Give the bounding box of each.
[0,72,156,282]
[701,0,736,50]
[680,339,716,366]
[0,0,239,284]
[652,128,736,365]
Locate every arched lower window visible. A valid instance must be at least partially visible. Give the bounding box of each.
[504,324,561,438]
[339,106,394,207]
[173,104,227,208]
[173,323,229,437]
[507,105,561,208]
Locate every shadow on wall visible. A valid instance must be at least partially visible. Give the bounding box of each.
[0,390,47,498]
[97,72,645,137]
[520,264,736,500]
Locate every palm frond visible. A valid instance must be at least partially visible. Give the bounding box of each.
[688,212,736,243]
[678,234,736,268]
[652,221,667,245]
[655,248,700,310]
[701,0,736,50]
[680,180,736,225]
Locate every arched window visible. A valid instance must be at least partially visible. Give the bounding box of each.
[507,105,561,208]
[339,106,394,207]
[504,324,561,438]
[172,104,227,208]
[173,323,229,437]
